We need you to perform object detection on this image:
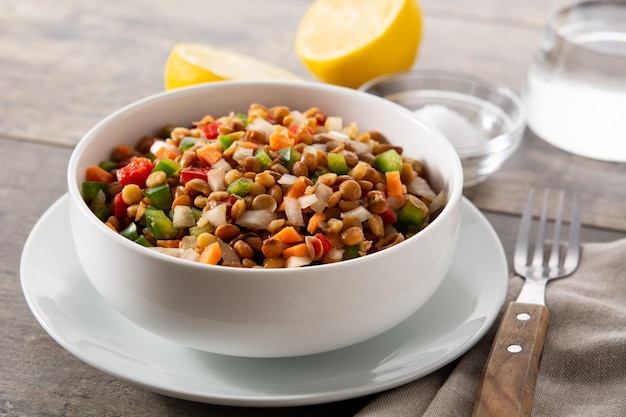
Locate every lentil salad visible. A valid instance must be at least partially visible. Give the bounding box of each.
[81,103,445,268]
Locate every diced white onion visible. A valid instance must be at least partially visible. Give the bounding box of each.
[298,193,318,210]
[310,183,332,213]
[285,255,312,268]
[278,173,298,186]
[348,139,373,154]
[172,205,196,228]
[180,248,200,262]
[235,210,276,230]
[149,247,183,258]
[326,248,344,262]
[249,118,275,137]
[314,183,333,203]
[327,130,350,142]
[284,197,304,226]
[428,191,447,216]
[325,116,343,132]
[340,206,372,222]
[180,235,197,250]
[204,203,227,227]
[232,145,254,162]
[217,238,241,264]
[289,110,306,125]
[207,168,226,191]
[211,158,232,172]
[407,176,437,200]
[89,189,106,211]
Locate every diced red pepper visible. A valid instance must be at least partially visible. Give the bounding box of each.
[314,110,326,126]
[179,167,210,184]
[287,123,314,141]
[201,121,221,139]
[287,123,314,136]
[379,206,398,225]
[111,192,129,217]
[314,233,333,255]
[116,157,153,187]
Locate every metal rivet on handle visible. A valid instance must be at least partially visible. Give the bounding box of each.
[507,344,523,353]
[516,313,531,321]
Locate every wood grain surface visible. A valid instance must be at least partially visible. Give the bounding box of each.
[1,0,625,416]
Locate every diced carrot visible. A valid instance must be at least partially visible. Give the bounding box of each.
[385,170,404,208]
[282,243,309,259]
[156,239,181,248]
[236,141,260,150]
[86,165,114,184]
[154,143,181,161]
[104,221,117,232]
[196,144,223,165]
[272,226,304,244]
[198,241,222,265]
[285,176,309,198]
[307,212,326,234]
[269,126,295,150]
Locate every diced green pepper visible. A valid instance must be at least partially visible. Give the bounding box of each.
[133,235,153,247]
[120,222,139,241]
[98,160,117,172]
[179,136,204,150]
[144,207,178,239]
[190,206,203,222]
[254,148,273,168]
[143,183,173,210]
[397,195,429,226]
[226,177,253,197]
[327,152,349,175]
[189,224,213,237]
[236,112,248,126]
[217,134,234,150]
[343,245,360,259]
[375,149,403,173]
[276,146,301,168]
[94,207,111,222]
[152,158,181,177]
[82,181,107,201]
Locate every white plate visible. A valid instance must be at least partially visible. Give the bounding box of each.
[21,194,507,407]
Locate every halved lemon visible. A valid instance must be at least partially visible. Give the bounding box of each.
[295,0,422,88]
[164,44,304,90]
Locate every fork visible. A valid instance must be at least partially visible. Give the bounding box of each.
[471,189,581,417]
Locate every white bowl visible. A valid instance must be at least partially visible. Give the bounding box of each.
[67,80,463,357]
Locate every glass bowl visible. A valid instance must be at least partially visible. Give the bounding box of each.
[359,70,526,187]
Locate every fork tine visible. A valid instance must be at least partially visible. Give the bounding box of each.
[514,188,535,268]
[531,189,551,269]
[563,191,581,273]
[548,190,566,270]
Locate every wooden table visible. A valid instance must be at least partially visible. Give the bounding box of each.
[2,1,625,415]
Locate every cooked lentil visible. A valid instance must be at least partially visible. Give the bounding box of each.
[82,104,445,268]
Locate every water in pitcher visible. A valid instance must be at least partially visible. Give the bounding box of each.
[523,1,626,162]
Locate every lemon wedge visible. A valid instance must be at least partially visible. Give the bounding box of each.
[295,0,422,88]
[164,44,304,90]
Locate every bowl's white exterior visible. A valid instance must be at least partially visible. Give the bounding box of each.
[67,81,463,357]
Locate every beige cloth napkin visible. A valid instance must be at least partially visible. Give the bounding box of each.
[355,238,626,417]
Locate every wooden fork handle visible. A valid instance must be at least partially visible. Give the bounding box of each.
[471,302,550,417]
